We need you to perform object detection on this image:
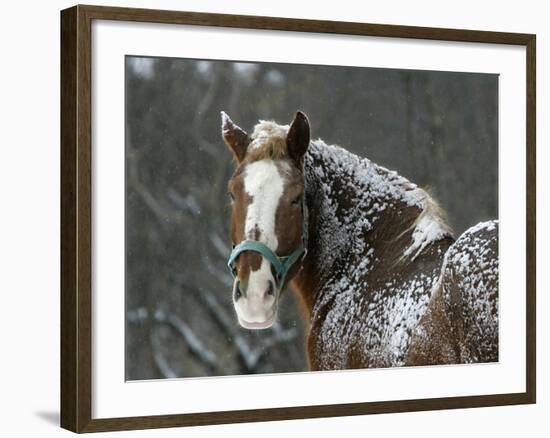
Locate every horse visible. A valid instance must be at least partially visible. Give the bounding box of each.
[221,110,498,370]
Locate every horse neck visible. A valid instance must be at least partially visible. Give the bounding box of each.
[292,140,451,316]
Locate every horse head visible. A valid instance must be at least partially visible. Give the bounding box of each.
[221,111,310,329]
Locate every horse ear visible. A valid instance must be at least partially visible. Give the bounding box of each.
[221,111,250,163]
[286,111,310,166]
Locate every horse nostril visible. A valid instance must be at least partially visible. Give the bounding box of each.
[234,281,243,301]
[266,281,274,297]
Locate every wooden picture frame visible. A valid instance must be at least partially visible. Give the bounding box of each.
[60,4,536,433]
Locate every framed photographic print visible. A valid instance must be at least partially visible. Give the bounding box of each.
[60,4,536,433]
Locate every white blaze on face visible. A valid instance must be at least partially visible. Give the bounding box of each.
[244,160,284,248]
[233,159,285,329]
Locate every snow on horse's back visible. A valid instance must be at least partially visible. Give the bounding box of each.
[407,220,499,365]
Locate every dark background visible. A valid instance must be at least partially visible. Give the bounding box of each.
[125,56,498,380]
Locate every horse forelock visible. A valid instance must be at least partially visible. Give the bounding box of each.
[245,120,290,162]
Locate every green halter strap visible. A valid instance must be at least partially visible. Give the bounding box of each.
[227,197,308,288]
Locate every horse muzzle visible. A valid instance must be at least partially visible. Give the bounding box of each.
[232,275,279,330]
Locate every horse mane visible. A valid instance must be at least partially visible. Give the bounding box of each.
[307,139,453,261]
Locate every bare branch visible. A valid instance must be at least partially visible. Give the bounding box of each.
[191,64,224,157]
[190,285,298,371]
[153,309,218,369]
[150,329,178,378]
[127,145,190,225]
[128,306,219,376]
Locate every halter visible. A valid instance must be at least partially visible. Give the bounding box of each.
[227,196,308,289]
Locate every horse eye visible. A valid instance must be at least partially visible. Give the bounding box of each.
[227,191,235,201]
[291,195,302,205]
